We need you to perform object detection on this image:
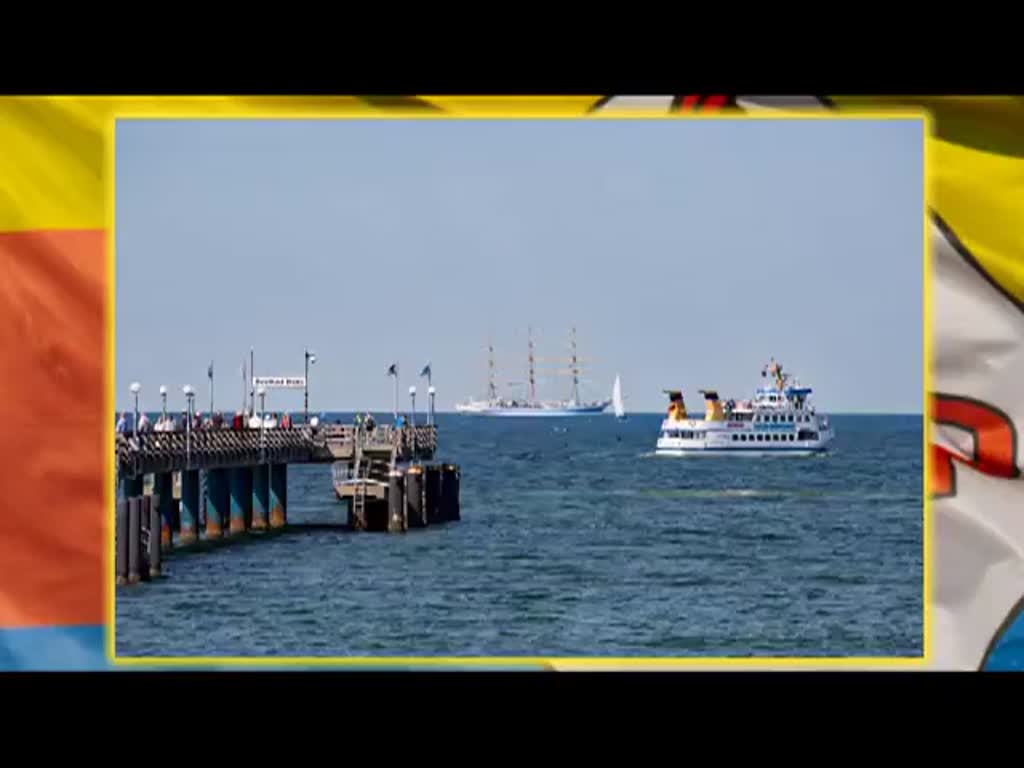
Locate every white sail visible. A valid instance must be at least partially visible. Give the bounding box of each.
[612,374,625,418]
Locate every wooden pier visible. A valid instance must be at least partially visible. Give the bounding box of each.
[115,422,461,585]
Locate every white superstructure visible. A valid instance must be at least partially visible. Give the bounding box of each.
[655,359,834,457]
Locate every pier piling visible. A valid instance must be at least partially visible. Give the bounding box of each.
[441,464,461,522]
[147,494,162,578]
[180,469,200,544]
[229,467,252,535]
[116,500,128,586]
[155,473,175,549]
[205,469,228,540]
[388,470,407,533]
[253,464,270,531]
[270,464,287,529]
[406,465,426,528]
[425,465,442,524]
[128,496,142,584]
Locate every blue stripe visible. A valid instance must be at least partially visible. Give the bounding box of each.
[0,625,107,671]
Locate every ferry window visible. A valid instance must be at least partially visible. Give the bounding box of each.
[732,434,738,441]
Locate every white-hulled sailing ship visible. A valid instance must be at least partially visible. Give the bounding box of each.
[655,358,834,456]
[455,327,611,417]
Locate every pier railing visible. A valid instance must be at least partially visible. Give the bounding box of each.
[116,424,438,478]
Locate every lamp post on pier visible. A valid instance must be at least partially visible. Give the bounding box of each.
[183,385,194,466]
[130,382,141,436]
[409,386,417,427]
[159,385,167,424]
[258,385,267,459]
[304,348,317,426]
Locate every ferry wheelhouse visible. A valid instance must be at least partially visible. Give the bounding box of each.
[655,359,834,457]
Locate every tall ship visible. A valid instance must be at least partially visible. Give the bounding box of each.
[455,327,611,417]
[655,358,834,456]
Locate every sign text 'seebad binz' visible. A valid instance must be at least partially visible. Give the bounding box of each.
[253,376,306,389]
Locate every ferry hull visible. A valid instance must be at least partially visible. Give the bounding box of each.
[655,445,828,457]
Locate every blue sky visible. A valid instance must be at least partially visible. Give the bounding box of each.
[115,117,923,414]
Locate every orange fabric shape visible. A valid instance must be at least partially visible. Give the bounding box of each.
[0,228,106,628]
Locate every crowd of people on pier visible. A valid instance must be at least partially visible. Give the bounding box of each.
[116,408,416,437]
[115,409,321,434]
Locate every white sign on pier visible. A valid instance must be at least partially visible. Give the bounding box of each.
[253,376,306,389]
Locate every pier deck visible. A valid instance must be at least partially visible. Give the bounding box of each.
[116,424,437,478]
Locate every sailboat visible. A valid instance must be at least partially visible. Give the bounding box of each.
[612,374,626,420]
[455,327,611,417]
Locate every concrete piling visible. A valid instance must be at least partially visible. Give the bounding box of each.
[425,465,442,524]
[406,465,426,528]
[155,472,175,549]
[253,464,270,531]
[147,494,162,579]
[116,499,128,586]
[441,464,461,522]
[128,496,142,584]
[388,470,407,533]
[180,469,200,544]
[229,467,252,535]
[270,463,287,529]
[205,469,228,540]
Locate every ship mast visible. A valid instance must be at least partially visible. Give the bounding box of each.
[527,325,536,404]
[570,325,580,405]
[487,339,498,402]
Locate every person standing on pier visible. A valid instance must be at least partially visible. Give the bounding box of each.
[116,412,127,434]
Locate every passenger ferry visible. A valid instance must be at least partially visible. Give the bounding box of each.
[655,359,834,457]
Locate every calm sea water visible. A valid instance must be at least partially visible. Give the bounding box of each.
[116,413,925,658]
